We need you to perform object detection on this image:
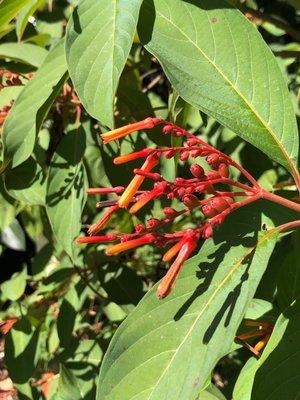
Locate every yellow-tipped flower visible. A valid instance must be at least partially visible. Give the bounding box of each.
[254,334,271,353]
[101,117,162,144]
[162,239,185,262]
[105,234,155,256]
[157,237,197,298]
[118,155,159,208]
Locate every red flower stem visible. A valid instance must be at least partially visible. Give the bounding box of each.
[208,178,256,192]
[215,191,253,197]
[261,190,300,213]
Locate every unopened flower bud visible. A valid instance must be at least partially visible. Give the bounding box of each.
[206,153,226,166]
[207,170,220,180]
[218,163,229,178]
[147,218,160,228]
[135,224,145,233]
[203,225,213,239]
[163,125,174,134]
[195,185,205,193]
[180,151,190,161]
[210,196,234,213]
[163,207,177,216]
[190,149,203,157]
[183,194,199,208]
[190,164,205,179]
[202,204,218,218]
[164,149,175,159]
[187,138,200,146]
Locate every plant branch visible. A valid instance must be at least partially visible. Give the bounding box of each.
[261,190,300,213]
[243,7,300,42]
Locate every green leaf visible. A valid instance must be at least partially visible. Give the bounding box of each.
[276,232,300,310]
[5,157,46,205]
[1,218,26,251]
[0,180,18,231]
[57,364,85,400]
[2,39,68,168]
[46,127,87,260]
[0,86,23,108]
[234,300,300,400]
[16,0,46,40]
[65,0,143,127]
[0,0,31,29]
[1,267,27,301]
[251,300,300,399]
[198,384,226,400]
[0,42,47,66]
[5,317,41,384]
[57,283,79,347]
[138,0,299,176]
[97,206,278,400]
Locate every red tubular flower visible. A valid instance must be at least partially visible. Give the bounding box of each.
[133,169,162,181]
[88,204,119,235]
[157,236,197,298]
[106,234,155,255]
[76,234,117,244]
[79,118,263,298]
[101,117,162,144]
[118,155,159,208]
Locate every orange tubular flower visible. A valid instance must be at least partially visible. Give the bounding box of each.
[105,234,155,256]
[162,238,185,262]
[101,117,162,144]
[76,234,117,244]
[118,155,159,208]
[113,149,153,165]
[236,320,273,356]
[254,334,271,353]
[86,186,124,195]
[88,204,119,235]
[157,237,197,298]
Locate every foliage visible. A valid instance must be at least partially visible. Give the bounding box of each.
[0,1,299,399]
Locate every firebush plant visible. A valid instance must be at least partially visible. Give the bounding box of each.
[0,0,300,399]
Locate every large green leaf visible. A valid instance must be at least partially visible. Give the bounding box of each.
[0,42,47,66]
[97,206,279,400]
[0,0,31,29]
[46,127,87,260]
[5,317,41,384]
[2,39,68,168]
[65,0,143,127]
[138,0,299,176]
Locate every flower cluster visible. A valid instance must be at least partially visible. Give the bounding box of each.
[77,118,262,298]
[0,69,32,128]
[56,83,81,123]
[236,319,274,356]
